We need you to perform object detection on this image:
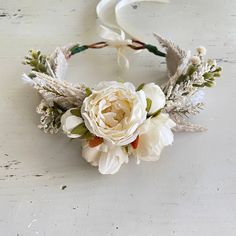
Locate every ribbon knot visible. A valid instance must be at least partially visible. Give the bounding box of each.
[99,25,132,69]
[97,0,169,69]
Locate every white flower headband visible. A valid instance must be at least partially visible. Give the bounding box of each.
[22,0,222,174]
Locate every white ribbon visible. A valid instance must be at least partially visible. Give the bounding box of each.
[96,0,169,68]
[97,0,169,32]
[98,25,132,68]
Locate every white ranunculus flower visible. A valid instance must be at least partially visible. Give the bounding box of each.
[81,81,147,146]
[82,141,128,175]
[142,83,166,114]
[131,113,175,163]
[61,109,83,138]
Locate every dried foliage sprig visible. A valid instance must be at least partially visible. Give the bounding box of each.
[22,47,87,132]
[23,50,49,77]
[154,35,222,131]
[37,99,64,134]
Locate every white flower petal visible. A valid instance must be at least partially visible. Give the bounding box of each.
[82,141,128,174]
[61,109,83,138]
[81,142,101,167]
[142,83,166,114]
[61,109,71,125]
[131,113,175,162]
[98,145,128,175]
[65,116,83,131]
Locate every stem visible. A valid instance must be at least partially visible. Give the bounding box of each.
[87,42,108,49]
[143,44,166,57]
[129,39,166,57]
[69,40,166,58]
[70,45,89,56]
[68,42,108,57]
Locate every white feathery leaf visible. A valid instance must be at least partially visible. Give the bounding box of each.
[171,114,207,132]
[49,48,68,80]
[46,59,56,78]
[22,73,35,86]
[163,50,191,92]
[32,72,86,109]
[154,34,188,76]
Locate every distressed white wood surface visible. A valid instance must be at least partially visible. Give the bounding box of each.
[0,0,236,235]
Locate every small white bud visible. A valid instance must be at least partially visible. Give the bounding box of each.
[191,56,201,65]
[196,46,206,56]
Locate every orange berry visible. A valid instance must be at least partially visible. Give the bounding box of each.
[89,136,103,148]
[131,136,139,149]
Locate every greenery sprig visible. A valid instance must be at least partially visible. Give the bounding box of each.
[23,50,49,78]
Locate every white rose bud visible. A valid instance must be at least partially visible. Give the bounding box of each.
[142,83,166,115]
[61,109,84,138]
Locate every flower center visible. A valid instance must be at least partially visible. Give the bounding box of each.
[99,92,131,128]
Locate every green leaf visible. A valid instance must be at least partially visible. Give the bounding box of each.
[70,108,81,117]
[204,81,214,87]
[214,72,221,77]
[177,74,188,84]
[213,67,222,73]
[37,64,47,73]
[71,123,88,135]
[85,88,92,97]
[136,83,145,91]
[187,65,196,76]
[146,98,152,112]
[28,72,36,79]
[80,131,93,140]
[32,51,39,59]
[152,109,162,118]
[203,72,213,79]
[30,60,38,67]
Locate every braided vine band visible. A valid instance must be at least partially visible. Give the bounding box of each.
[68,39,166,58]
[22,34,222,175]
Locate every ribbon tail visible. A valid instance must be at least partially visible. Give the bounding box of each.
[117,48,130,69]
[97,0,169,40]
[96,0,120,29]
[115,0,169,39]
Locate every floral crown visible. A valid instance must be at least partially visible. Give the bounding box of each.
[22,0,222,175]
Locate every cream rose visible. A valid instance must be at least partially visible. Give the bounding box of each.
[81,81,147,146]
[131,113,176,162]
